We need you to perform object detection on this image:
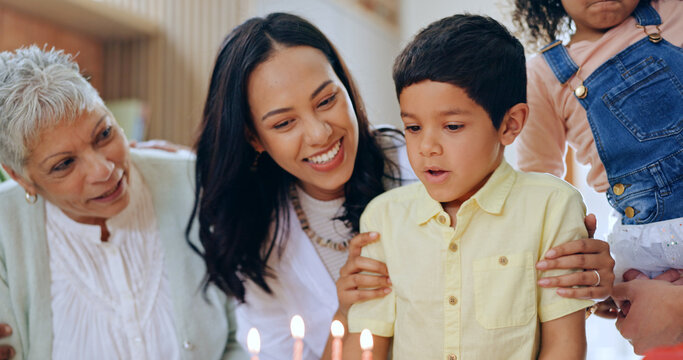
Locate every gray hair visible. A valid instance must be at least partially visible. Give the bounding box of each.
[0,45,104,173]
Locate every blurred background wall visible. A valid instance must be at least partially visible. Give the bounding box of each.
[0,0,512,146]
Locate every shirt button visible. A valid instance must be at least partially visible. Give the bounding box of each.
[134,336,142,343]
[448,296,458,305]
[437,214,448,224]
[449,243,458,252]
[448,354,457,360]
[183,340,194,350]
[499,256,508,265]
[612,183,625,196]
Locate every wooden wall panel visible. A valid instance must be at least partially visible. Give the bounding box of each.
[0,6,104,91]
[101,0,242,145]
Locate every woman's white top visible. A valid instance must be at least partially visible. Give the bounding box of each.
[45,165,180,360]
[235,130,415,360]
[295,185,350,282]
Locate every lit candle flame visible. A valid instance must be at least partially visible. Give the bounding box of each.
[360,329,373,351]
[331,320,344,338]
[247,327,260,354]
[290,315,305,339]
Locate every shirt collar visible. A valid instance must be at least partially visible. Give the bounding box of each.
[414,183,444,225]
[413,160,516,225]
[469,160,516,215]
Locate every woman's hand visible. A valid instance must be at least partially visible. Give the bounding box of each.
[613,278,683,355]
[0,324,15,360]
[324,233,391,360]
[336,232,391,319]
[584,269,682,320]
[535,214,615,300]
[623,268,683,285]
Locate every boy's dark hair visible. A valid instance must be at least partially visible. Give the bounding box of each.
[393,14,526,129]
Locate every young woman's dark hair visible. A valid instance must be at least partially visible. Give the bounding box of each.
[188,12,398,302]
[512,0,650,50]
[393,14,526,129]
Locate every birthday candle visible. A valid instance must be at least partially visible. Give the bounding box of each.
[290,315,305,360]
[330,320,344,360]
[360,329,373,360]
[247,328,260,360]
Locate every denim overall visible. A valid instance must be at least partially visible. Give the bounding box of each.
[540,2,682,275]
[541,2,683,225]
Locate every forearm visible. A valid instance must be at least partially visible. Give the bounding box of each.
[538,310,586,360]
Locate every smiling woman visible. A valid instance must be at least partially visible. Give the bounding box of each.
[246,46,360,201]
[13,108,132,229]
[190,13,411,360]
[0,46,247,360]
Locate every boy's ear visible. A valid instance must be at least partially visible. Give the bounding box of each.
[498,103,528,146]
[245,128,265,153]
[2,164,38,196]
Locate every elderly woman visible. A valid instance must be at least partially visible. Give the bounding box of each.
[0,46,247,360]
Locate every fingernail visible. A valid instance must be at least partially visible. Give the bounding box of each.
[387,277,392,285]
[383,288,392,294]
[538,278,551,286]
[369,232,379,239]
[557,288,568,296]
[536,261,548,269]
[2,324,10,334]
[545,249,557,258]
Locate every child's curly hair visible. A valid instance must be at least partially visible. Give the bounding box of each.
[512,0,650,52]
[511,0,573,51]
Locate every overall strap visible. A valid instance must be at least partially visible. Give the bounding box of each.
[540,40,578,84]
[540,1,661,85]
[632,2,661,26]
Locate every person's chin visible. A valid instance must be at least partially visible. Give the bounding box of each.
[94,190,131,220]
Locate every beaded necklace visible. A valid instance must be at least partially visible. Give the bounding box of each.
[289,185,351,251]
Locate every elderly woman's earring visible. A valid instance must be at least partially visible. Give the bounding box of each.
[25,191,37,204]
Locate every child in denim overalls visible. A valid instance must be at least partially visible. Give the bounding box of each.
[513,0,682,282]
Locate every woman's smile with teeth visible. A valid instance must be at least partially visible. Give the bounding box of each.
[306,139,341,164]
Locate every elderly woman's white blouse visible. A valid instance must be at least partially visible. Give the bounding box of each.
[45,165,180,360]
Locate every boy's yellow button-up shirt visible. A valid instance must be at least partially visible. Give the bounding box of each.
[348,160,594,360]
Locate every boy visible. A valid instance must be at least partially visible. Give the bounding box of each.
[344,15,594,360]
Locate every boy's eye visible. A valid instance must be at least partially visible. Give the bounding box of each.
[318,93,337,108]
[274,119,294,129]
[446,124,463,131]
[405,125,421,133]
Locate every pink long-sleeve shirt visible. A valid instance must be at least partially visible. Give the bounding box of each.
[517,0,683,192]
